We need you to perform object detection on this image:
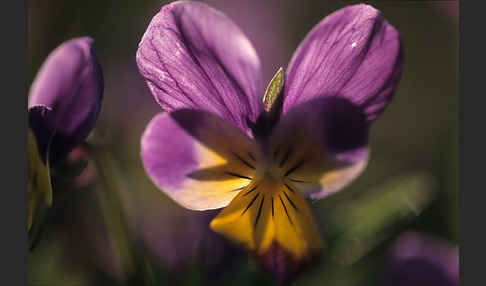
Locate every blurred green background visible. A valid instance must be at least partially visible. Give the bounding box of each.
[28,0,458,285]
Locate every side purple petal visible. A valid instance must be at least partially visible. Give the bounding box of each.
[270,97,369,199]
[136,1,264,134]
[28,37,104,164]
[141,110,258,210]
[141,112,198,192]
[283,4,403,122]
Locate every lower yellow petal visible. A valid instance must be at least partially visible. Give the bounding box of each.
[210,177,322,261]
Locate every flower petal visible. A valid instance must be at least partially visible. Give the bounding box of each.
[28,37,104,164]
[136,1,263,134]
[210,177,322,277]
[283,4,403,122]
[141,110,260,211]
[271,97,369,200]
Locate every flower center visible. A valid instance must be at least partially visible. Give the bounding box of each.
[235,141,311,202]
[210,139,324,261]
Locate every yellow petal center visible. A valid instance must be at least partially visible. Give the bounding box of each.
[210,143,323,261]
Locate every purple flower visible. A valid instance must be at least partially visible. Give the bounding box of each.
[28,37,104,165]
[137,1,403,278]
[383,232,459,286]
[28,37,103,231]
[132,0,289,274]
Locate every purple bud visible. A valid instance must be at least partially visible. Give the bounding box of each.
[28,37,104,164]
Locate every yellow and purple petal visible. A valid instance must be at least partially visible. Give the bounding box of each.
[141,110,260,210]
[270,97,369,200]
[28,37,104,164]
[136,1,264,134]
[283,4,403,122]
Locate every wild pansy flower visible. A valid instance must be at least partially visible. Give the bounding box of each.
[137,1,403,275]
[135,0,288,275]
[28,37,103,231]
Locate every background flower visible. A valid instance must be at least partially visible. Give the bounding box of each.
[28,37,104,165]
[382,232,459,286]
[27,38,103,239]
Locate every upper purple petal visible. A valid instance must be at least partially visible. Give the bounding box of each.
[136,1,264,134]
[283,4,403,122]
[28,37,104,164]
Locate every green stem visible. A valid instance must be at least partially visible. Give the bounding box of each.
[88,143,136,283]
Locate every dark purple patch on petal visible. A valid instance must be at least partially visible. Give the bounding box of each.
[258,242,322,284]
[277,97,368,163]
[319,96,369,155]
[170,109,211,139]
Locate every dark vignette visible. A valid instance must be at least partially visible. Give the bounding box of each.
[1,0,27,285]
[460,1,484,286]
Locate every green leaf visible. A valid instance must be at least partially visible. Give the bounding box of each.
[28,128,54,250]
[327,173,438,265]
[263,67,284,112]
[28,128,53,231]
